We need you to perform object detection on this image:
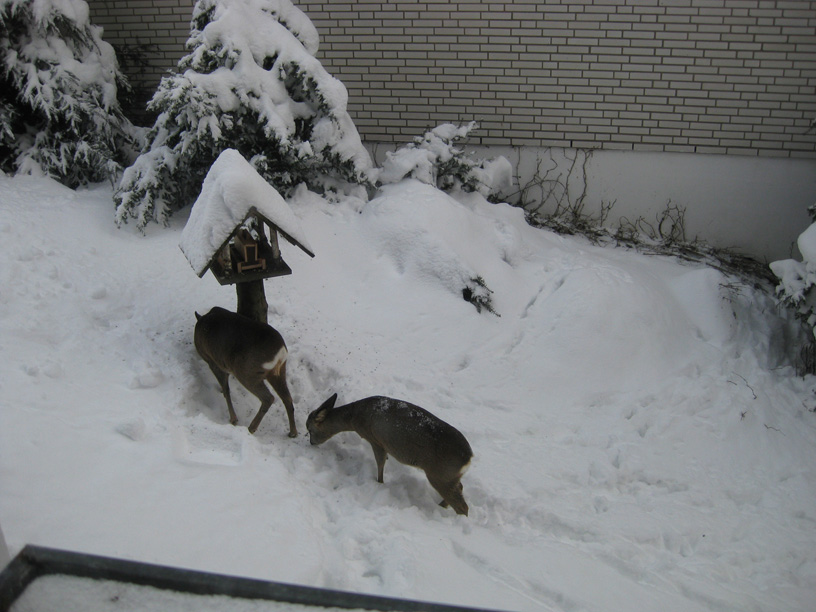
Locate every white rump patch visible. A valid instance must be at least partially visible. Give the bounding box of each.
[458,457,472,477]
[262,346,288,373]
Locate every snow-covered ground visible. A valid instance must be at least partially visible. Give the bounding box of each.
[2,174,816,612]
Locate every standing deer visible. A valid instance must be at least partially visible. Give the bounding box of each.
[194,307,297,437]
[306,394,473,515]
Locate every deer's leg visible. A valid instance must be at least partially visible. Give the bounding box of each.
[267,362,297,438]
[207,363,238,425]
[244,379,274,435]
[427,476,469,516]
[450,481,468,515]
[368,442,388,483]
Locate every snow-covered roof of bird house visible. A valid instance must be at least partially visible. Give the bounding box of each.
[179,149,314,285]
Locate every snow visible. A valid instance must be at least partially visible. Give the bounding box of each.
[12,574,351,612]
[2,174,816,612]
[194,0,319,57]
[770,258,809,304]
[798,221,816,264]
[26,0,88,25]
[179,149,314,276]
[770,220,816,332]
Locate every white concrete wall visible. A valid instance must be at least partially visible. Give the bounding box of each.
[583,150,816,263]
[370,143,816,263]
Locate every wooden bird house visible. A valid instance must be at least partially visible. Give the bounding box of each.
[206,210,312,286]
[180,149,315,323]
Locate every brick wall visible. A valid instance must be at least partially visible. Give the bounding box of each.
[88,0,816,158]
[87,1,194,122]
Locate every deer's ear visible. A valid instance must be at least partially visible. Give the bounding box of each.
[195,312,201,321]
[314,393,337,419]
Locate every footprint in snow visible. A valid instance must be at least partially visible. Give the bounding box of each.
[116,418,148,442]
[129,363,165,389]
[173,425,245,467]
[16,245,44,262]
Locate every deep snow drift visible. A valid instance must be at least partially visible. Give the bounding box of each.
[1,175,816,612]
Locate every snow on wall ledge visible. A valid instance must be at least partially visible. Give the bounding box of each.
[179,149,314,276]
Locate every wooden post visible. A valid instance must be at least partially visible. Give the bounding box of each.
[236,279,268,325]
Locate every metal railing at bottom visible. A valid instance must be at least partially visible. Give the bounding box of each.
[0,545,511,612]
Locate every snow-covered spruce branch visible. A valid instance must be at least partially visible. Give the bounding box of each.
[377,122,512,201]
[770,209,816,373]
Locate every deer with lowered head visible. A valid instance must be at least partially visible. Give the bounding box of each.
[194,306,297,437]
[306,394,473,515]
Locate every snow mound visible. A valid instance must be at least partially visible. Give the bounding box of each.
[361,181,498,299]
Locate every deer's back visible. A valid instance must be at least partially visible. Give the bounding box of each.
[354,397,473,473]
[194,307,286,370]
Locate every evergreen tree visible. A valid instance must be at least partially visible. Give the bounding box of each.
[114,0,373,230]
[0,0,135,187]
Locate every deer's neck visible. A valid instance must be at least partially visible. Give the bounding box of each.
[325,405,365,437]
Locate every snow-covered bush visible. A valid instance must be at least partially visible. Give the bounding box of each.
[114,0,373,230]
[0,0,135,187]
[462,275,499,316]
[770,210,816,339]
[378,122,512,200]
